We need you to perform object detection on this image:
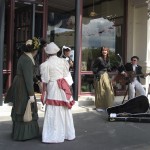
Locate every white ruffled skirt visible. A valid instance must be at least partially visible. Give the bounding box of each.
[42,105,75,143]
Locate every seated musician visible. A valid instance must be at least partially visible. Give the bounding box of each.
[118,56,146,100]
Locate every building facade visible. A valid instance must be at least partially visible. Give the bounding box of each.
[0,0,149,105]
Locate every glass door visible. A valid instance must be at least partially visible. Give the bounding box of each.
[14,0,47,93]
[46,1,76,92]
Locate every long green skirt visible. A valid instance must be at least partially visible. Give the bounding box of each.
[11,104,39,141]
[94,72,114,109]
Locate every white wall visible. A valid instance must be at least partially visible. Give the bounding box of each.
[127,0,148,85]
[127,1,147,67]
[133,6,147,66]
[127,0,134,62]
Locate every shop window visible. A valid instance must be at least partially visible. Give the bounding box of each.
[46,6,75,93]
[81,0,125,95]
[47,12,75,47]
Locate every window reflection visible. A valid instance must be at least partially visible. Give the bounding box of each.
[82,0,125,72]
[82,17,116,71]
[82,18,115,48]
[46,12,75,71]
[47,12,75,47]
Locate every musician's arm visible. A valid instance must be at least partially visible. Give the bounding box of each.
[139,66,145,78]
[117,65,128,77]
[117,65,124,73]
[139,75,145,78]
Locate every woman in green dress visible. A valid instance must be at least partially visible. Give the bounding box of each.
[5,37,41,141]
[92,47,114,112]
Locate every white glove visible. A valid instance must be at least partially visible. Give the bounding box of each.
[29,96,35,103]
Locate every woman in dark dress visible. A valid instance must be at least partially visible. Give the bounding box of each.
[92,46,114,112]
[5,37,41,141]
[60,45,74,86]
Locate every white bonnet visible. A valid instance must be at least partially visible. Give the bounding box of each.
[62,45,71,51]
[45,42,60,54]
[61,45,71,57]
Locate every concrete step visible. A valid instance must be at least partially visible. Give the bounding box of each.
[78,96,95,106]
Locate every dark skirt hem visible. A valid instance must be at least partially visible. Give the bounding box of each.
[12,120,39,141]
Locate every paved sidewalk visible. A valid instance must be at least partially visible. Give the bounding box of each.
[0,101,94,121]
[1,97,150,150]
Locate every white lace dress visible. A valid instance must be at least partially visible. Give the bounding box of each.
[40,55,75,143]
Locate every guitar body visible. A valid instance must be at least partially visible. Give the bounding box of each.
[125,71,145,82]
[112,73,127,85]
[126,71,136,82]
[112,71,142,86]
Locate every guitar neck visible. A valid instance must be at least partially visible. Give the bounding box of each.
[127,71,150,77]
[134,74,144,77]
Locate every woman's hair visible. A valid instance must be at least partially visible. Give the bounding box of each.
[100,46,109,60]
[39,39,47,49]
[22,37,40,52]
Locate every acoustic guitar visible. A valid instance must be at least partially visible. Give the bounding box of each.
[113,71,150,85]
[124,71,150,82]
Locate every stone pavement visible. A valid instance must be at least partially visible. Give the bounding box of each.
[1,97,150,150]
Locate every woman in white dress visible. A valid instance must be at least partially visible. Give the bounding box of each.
[40,42,75,143]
